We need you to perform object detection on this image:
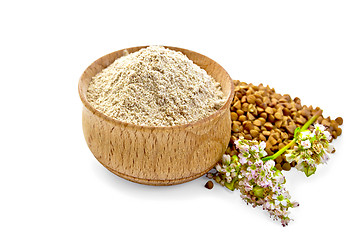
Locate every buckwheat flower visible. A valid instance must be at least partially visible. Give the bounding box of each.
[215,164,222,172]
[282,191,290,199]
[226,176,232,183]
[239,156,247,164]
[260,180,273,188]
[208,137,298,226]
[272,194,279,201]
[301,140,311,149]
[222,154,231,164]
[285,153,292,161]
[213,138,296,224]
[321,152,330,163]
[295,161,305,172]
[234,139,241,149]
[310,131,315,138]
[286,124,335,177]
[255,159,263,167]
[251,145,259,152]
[230,163,237,169]
[260,149,267,158]
[324,131,332,141]
[311,143,321,154]
[235,140,249,153]
[263,201,271,210]
[281,218,291,227]
[242,144,250,152]
[300,130,311,139]
[243,182,253,191]
[327,143,335,153]
[264,160,275,170]
[314,123,326,132]
[280,200,288,207]
[260,141,266,150]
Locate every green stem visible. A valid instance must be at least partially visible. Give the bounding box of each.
[300,110,322,132]
[262,110,322,161]
[262,139,296,161]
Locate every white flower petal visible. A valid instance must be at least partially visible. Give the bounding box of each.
[323,131,331,140]
[301,140,311,149]
[260,141,266,150]
[215,164,222,172]
[327,143,335,153]
[222,155,231,164]
[314,123,326,132]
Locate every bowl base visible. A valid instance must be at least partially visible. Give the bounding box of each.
[99,161,215,186]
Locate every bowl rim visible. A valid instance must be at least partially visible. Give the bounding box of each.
[78,45,234,130]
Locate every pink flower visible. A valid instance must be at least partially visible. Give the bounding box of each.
[260,141,266,150]
[314,123,326,132]
[324,131,332,141]
[251,145,259,152]
[327,143,334,153]
[222,154,231,164]
[239,156,248,164]
[209,138,298,226]
[264,160,275,170]
[301,140,311,149]
[321,152,330,164]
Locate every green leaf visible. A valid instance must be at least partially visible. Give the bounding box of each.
[225,180,235,191]
[304,165,317,177]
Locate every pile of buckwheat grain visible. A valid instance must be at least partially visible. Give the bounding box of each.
[227,80,343,171]
[87,46,225,126]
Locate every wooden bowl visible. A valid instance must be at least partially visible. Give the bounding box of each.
[78,46,234,185]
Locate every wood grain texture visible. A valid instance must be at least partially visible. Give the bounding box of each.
[79,46,234,185]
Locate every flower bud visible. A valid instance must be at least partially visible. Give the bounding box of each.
[253,186,264,198]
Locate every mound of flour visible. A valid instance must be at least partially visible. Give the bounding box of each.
[87,46,225,126]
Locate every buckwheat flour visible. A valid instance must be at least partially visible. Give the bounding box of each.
[86,46,226,126]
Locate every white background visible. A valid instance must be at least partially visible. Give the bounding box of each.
[1,0,359,239]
